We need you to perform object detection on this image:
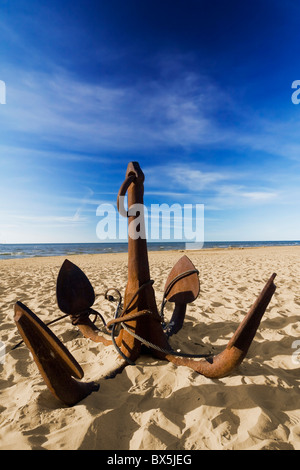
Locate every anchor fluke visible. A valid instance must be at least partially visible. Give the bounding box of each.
[14,301,99,406]
[162,255,200,337]
[56,259,112,345]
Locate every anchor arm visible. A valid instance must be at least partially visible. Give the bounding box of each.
[161,273,277,378]
[70,313,112,346]
[164,303,187,337]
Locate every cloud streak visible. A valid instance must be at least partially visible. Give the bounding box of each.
[2,56,300,167]
[142,162,280,212]
[0,65,248,153]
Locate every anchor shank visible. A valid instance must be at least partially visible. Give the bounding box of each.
[116,162,169,360]
[126,164,151,294]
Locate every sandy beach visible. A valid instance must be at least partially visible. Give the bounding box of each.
[0,246,299,450]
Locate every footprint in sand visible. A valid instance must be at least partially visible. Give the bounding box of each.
[211,302,224,308]
[238,286,248,293]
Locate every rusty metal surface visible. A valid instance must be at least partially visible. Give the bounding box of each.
[56,259,112,345]
[56,259,95,315]
[162,255,200,336]
[164,255,200,304]
[164,273,277,378]
[14,302,99,406]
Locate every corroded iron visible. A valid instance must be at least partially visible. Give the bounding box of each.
[162,255,200,337]
[14,161,277,406]
[56,259,112,345]
[14,302,99,406]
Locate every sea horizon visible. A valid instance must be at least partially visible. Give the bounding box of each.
[0,240,299,260]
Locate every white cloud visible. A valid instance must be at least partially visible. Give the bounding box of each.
[142,163,280,211]
[1,65,235,154]
[143,163,232,192]
[3,60,300,167]
[241,191,277,201]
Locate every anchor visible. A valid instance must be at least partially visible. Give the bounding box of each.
[14,162,277,406]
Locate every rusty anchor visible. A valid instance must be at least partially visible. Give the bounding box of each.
[14,162,277,406]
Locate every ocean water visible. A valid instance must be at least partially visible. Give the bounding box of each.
[0,241,299,260]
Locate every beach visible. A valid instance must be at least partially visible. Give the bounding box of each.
[0,245,299,450]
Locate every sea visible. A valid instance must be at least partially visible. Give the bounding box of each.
[0,241,299,260]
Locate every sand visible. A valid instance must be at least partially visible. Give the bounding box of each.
[0,246,299,450]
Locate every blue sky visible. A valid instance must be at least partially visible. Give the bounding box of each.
[0,0,300,243]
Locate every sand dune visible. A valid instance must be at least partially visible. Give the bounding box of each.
[0,246,299,450]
